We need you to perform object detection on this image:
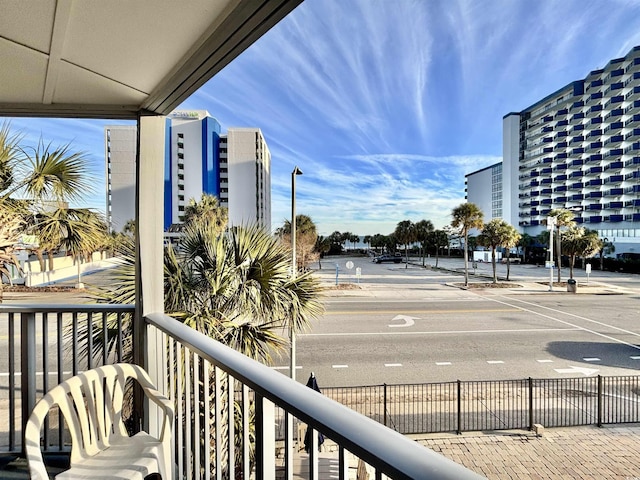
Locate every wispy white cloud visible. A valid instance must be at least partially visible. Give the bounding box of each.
[8,0,640,235]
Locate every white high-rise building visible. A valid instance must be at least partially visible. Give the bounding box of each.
[466,45,640,255]
[105,111,271,233]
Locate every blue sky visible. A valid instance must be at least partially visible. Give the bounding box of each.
[8,0,640,236]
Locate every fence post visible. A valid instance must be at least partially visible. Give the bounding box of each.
[21,311,36,456]
[528,377,534,431]
[597,375,603,427]
[456,380,462,435]
[383,384,388,427]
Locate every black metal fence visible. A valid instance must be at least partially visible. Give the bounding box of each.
[321,376,640,435]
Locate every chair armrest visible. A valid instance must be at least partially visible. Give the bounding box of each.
[136,377,174,441]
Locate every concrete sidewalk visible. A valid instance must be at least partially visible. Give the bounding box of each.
[417,424,640,479]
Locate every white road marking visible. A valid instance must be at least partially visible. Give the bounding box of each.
[554,366,599,376]
[301,328,577,337]
[271,366,302,371]
[486,295,640,351]
[384,363,402,367]
[537,359,554,363]
[583,357,601,362]
[435,362,452,366]
[631,356,640,360]
[332,365,348,369]
[487,360,504,364]
[388,315,417,328]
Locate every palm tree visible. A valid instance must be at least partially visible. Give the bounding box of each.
[87,223,324,365]
[599,238,615,270]
[547,209,576,283]
[414,219,434,267]
[428,229,449,268]
[278,214,318,271]
[349,233,360,251]
[517,233,535,263]
[363,235,372,252]
[451,203,484,286]
[562,227,602,279]
[394,220,416,269]
[478,219,521,283]
[182,193,228,234]
[314,235,331,269]
[35,208,107,287]
[0,121,93,293]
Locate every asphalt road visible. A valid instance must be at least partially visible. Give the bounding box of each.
[277,256,640,387]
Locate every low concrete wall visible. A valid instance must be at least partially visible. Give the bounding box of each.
[14,252,120,287]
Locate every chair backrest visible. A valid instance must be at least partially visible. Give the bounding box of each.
[25,364,161,478]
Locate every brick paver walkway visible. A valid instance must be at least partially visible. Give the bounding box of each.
[418,425,640,479]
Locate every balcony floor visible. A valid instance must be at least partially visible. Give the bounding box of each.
[4,425,640,479]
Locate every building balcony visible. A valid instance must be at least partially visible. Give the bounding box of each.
[585,166,603,176]
[624,142,640,155]
[570,135,584,144]
[604,121,624,134]
[590,116,603,125]
[555,196,568,203]
[587,153,603,163]
[556,119,569,127]
[608,214,624,222]
[568,182,583,190]
[542,156,553,164]
[586,141,602,152]
[586,92,603,104]
[604,174,624,184]
[541,167,553,174]
[554,142,567,151]
[605,201,624,209]
[607,188,624,196]
[586,104,603,117]
[569,171,584,178]
[625,156,640,167]
[530,200,540,207]
[626,114,640,127]
[541,188,553,195]
[604,161,624,171]
[541,198,552,205]
[543,115,554,123]
[570,113,585,124]
[625,171,640,180]
[626,128,640,141]
[625,85,640,101]
[554,131,569,140]
[554,163,568,171]
[570,100,584,112]
[554,176,568,183]
[603,135,624,147]
[626,199,640,207]
[570,159,584,166]
[571,193,585,200]
[588,216,603,224]
[555,108,568,119]
[571,147,584,155]
[587,190,603,198]
[604,148,624,158]
[540,178,552,184]
[588,178,603,186]
[0,303,479,480]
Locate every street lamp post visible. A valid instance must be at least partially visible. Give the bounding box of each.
[547,215,557,291]
[290,166,303,380]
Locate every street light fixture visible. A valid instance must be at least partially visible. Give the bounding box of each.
[547,215,557,291]
[290,166,303,380]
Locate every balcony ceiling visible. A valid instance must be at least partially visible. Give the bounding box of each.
[0,0,302,119]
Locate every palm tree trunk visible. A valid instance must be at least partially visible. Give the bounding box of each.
[556,227,562,283]
[491,247,497,283]
[463,232,469,286]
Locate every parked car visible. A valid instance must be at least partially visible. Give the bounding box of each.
[374,254,402,264]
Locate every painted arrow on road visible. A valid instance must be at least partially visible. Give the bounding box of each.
[554,366,600,376]
[388,315,419,328]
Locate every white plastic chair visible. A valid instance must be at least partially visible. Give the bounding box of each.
[25,363,174,480]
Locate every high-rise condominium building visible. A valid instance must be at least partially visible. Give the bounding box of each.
[105,111,271,233]
[466,45,640,255]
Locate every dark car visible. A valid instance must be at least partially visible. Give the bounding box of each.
[374,254,402,264]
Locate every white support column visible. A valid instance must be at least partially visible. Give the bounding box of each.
[135,114,167,437]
